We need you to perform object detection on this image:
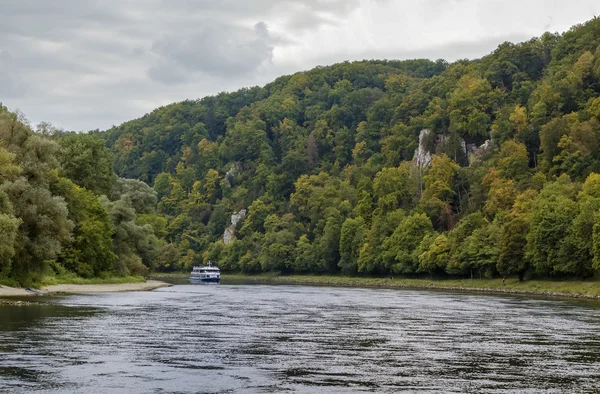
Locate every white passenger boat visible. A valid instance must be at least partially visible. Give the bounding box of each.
[189,262,220,283]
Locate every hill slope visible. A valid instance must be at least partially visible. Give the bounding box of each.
[101,17,600,280]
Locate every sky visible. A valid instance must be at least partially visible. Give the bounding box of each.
[1,0,600,131]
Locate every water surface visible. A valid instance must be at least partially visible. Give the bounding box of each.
[1,284,600,393]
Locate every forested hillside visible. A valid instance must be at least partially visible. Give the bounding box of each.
[0,108,177,286]
[5,18,600,285]
[98,17,600,280]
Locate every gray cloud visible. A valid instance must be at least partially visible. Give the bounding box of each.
[157,0,362,19]
[148,21,275,83]
[0,1,126,41]
[326,34,534,65]
[283,8,340,31]
[0,50,28,98]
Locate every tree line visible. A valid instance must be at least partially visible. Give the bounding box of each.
[0,107,178,286]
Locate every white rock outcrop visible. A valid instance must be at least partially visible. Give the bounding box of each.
[413,129,433,168]
[223,209,247,244]
[468,139,496,166]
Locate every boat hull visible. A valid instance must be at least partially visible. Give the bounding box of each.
[189,277,220,283]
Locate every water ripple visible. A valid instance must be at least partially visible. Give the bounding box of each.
[1,285,600,393]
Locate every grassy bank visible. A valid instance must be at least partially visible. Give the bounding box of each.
[39,274,146,286]
[210,273,600,299]
[149,272,190,279]
[0,278,20,288]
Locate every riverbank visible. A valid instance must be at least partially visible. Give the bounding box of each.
[0,280,170,299]
[204,273,600,299]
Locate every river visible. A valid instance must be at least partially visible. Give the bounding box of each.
[1,283,600,393]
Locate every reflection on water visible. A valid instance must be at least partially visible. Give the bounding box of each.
[2,285,600,393]
[0,302,99,393]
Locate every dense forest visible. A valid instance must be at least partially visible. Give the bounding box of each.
[4,17,600,285]
[0,107,177,286]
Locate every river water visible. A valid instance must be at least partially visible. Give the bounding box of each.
[1,284,600,393]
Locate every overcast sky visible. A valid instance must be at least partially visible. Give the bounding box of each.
[2,0,600,131]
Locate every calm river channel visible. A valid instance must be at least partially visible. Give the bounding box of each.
[1,283,600,393]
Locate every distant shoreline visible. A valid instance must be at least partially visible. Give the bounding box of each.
[5,273,600,302]
[151,273,600,300]
[227,276,600,300]
[0,280,171,300]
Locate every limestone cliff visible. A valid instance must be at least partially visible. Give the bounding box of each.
[413,129,433,168]
[223,209,247,244]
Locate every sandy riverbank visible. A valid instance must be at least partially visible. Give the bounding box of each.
[0,280,170,298]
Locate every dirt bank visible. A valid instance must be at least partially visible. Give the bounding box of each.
[0,280,170,298]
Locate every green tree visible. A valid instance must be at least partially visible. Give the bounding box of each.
[58,133,116,194]
[100,196,159,276]
[373,163,416,212]
[339,217,366,275]
[447,75,502,138]
[525,177,578,276]
[420,154,460,229]
[54,179,117,277]
[382,213,434,274]
[314,211,343,273]
[0,212,21,276]
[457,222,500,278]
[357,209,406,274]
[497,140,530,180]
[111,178,158,214]
[418,233,449,276]
[0,147,21,182]
[1,179,73,283]
[293,235,316,273]
[497,215,530,281]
